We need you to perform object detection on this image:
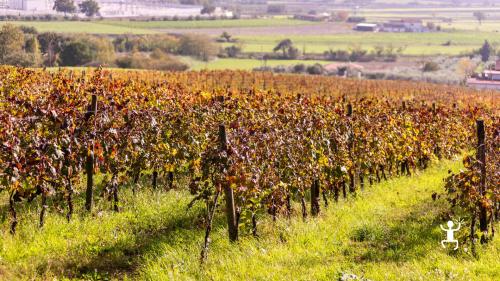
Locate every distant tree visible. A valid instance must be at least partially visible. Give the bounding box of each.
[224,45,241,57]
[473,11,486,25]
[422,61,440,72]
[0,24,25,63]
[456,58,476,81]
[37,32,67,66]
[53,0,76,16]
[60,41,93,66]
[201,5,216,15]
[79,0,100,17]
[287,46,299,59]
[20,25,38,34]
[293,63,306,73]
[220,31,232,42]
[24,35,42,66]
[274,39,294,58]
[306,63,324,75]
[178,34,218,61]
[479,40,493,62]
[0,24,42,67]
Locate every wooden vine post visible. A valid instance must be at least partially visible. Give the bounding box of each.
[152,171,158,189]
[218,96,238,241]
[219,124,238,241]
[476,120,488,243]
[85,94,97,212]
[347,103,356,194]
[311,179,320,216]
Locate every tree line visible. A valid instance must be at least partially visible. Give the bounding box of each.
[53,0,100,17]
[0,24,219,70]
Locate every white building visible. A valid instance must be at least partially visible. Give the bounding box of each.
[354,23,379,32]
[467,60,500,91]
[381,19,428,33]
[1,0,204,18]
[4,0,54,11]
[213,7,233,18]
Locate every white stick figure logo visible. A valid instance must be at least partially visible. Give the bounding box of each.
[440,220,461,250]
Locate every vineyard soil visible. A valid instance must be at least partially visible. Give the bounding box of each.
[0,160,498,280]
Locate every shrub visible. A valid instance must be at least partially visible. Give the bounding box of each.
[324,49,350,61]
[60,41,94,66]
[116,49,188,71]
[306,64,325,75]
[224,45,241,58]
[20,26,38,34]
[422,61,440,72]
[178,34,218,61]
[293,64,306,73]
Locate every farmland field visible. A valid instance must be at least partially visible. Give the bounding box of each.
[103,18,317,30]
[225,31,500,55]
[0,18,317,34]
[0,21,158,34]
[182,57,330,70]
[3,14,500,57]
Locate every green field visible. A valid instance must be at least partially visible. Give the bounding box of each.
[103,18,316,30]
[3,15,500,57]
[1,21,158,34]
[349,7,500,33]
[0,18,315,34]
[226,31,499,55]
[183,57,330,70]
[1,160,499,280]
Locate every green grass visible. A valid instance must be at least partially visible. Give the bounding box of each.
[182,57,330,71]
[1,21,158,34]
[0,18,314,34]
[228,31,500,55]
[0,159,498,280]
[103,18,316,30]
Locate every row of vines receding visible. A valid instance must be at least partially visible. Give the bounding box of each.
[0,66,498,262]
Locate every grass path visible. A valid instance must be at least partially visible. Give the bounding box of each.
[0,160,498,280]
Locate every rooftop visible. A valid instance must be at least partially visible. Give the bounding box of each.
[467,78,500,85]
[356,23,378,27]
[483,70,500,75]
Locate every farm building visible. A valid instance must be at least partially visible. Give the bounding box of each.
[354,23,379,32]
[467,60,500,90]
[2,0,53,11]
[381,19,428,32]
[0,1,204,18]
[213,7,233,18]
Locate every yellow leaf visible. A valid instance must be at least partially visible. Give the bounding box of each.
[201,91,212,100]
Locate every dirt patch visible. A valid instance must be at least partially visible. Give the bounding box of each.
[358,59,419,72]
[324,58,419,73]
